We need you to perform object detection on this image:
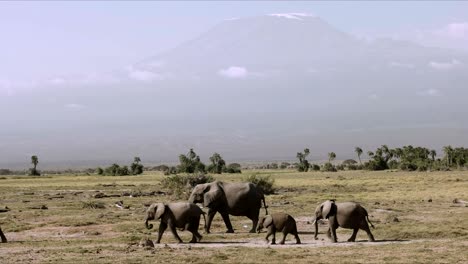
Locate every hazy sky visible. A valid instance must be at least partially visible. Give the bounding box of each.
[1,1,467,168]
[1,1,468,82]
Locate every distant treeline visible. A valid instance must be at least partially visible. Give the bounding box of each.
[1,145,466,176]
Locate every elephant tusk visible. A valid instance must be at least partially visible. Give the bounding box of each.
[311,219,316,225]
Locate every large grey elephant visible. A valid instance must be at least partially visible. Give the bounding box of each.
[188,181,268,233]
[313,200,375,243]
[144,202,206,243]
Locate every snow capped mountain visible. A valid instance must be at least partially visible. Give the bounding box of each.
[1,14,467,167]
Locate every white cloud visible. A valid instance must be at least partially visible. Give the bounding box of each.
[224,17,239,21]
[389,62,415,69]
[218,66,248,79]
[306,68,319,73]
[268,13,314,20]
[64,103,85,110]
[368,94,379,100]
[128,69,164,82]
[49,77,66,85]
[428,59,461,70]
[419,88,440,97]
[435,22,468,39]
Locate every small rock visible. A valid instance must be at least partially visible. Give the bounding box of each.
[374,202,380,205]
[139,238,155,248]
[428,198,432,203]
[393,217,400,222]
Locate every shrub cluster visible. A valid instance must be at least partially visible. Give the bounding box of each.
[161,173,214,199]
[243,173,275,195]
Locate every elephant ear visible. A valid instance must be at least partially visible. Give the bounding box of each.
[322,200,336,219]
[263,215,273,228]
[155,203,166,219]
[203,188,223,207]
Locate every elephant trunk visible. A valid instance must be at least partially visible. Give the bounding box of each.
[145,217,153,230]
[313,219,318,240]
[188,195,195,204]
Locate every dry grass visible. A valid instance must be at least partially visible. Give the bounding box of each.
[0,170,467,263]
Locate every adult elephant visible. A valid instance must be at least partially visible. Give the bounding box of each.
[313,200,375,243]
[188,181,268,233]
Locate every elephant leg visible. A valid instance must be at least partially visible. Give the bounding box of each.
[188,220,203,243]
[279,230,288,245]
[156,222,168,243]
[326,227,331,238]
[265,230,272,243]
[250,217,259,234]
[348,228,358,242]
[167,219,183,243]
[269,226,276,245]
[248,208,260,233]
[328,216,338,243]
[205,209,217,234]
[293,225,301,244]
[220,212,234,233]
[361,222,375,242]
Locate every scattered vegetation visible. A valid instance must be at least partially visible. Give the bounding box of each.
[161,173,214,198]
[243,173,275,195]
[178,149,206,174]
[296,148,310,172]
[29,155,40,176]
[81,201,106,209]
[97,157,144,176]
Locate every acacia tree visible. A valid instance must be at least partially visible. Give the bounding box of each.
[443,146,453,167]
[208,153,226,174]
[29,155,40,176]
[328,152,336,163]
[429,150,437,162]
[130,156,144,175]
[178,149,205,173]
[355,147,363,165]
[296,148,310,172]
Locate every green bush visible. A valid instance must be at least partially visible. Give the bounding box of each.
[310,164,321,171]
[243,174,275,195]
[322,162,337,172]
[223,163,242,173]
[161,174,214,199]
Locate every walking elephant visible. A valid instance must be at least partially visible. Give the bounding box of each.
[257,213,301,245]
[313,200,375,243]
[188,181,268,233]
[144,202,206,243]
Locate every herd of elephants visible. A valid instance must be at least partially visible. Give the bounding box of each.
[144,181,376,245]
[0,180,376,245]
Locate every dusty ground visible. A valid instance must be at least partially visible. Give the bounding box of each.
[1,170,467,263]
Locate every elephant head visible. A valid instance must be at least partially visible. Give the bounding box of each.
[256,215,273,233]
[145,203,166,229]
[313,200,336,239]
[188,182,223,208]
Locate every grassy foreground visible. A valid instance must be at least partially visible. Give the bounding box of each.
[0,170,467,263]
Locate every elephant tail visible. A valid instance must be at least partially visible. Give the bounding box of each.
[262,195,269,215]
[366,215,375,229]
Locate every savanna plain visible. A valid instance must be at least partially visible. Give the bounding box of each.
[0,170,467,263]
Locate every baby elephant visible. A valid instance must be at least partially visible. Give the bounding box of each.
[145,202,206,243]
[257,213,301,245]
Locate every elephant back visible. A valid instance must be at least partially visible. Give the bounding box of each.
[222,182,262,215]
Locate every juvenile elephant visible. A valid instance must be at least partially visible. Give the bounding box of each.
[257,213,301,245]
[144,202,206,243]
[313,200,375,243]
[188,181,268,233]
